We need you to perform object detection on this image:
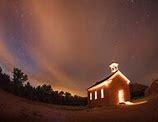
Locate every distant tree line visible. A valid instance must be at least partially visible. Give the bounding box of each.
[0,67,87,106]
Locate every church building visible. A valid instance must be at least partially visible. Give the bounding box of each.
[87,63,131,108]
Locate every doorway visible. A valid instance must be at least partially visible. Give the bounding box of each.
[118,89,125,103]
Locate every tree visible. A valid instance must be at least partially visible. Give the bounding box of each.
[13,68,28,86]
[59,91,64,96]
[0,67,2,73]
[41,84,52,94]
[0,66,87,106]
[0,67,10,86]
[65,92,71,98]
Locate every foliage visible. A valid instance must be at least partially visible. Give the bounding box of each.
[130,83,148,100]
[0,67,10,87]
[0,66,87,106]
[13,68,28,86]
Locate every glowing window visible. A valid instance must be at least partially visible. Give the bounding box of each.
[95,91,97,100]
[90,93,92,100]
[101,88,104,98]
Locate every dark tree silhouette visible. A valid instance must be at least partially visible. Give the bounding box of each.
[59,91,64,96]
[130,83,148,100]
[0,67,10,86]
[23,82,34,99]
[0,67,87,106]
[13,68,28,86]
[0,67,2,73]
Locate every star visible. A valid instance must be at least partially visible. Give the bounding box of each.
[131,56,135,60]
[146,13,150,18]
[20,13,24,18]
[0,0,158,96]
[135,20,139,24]
[128,0,135,3]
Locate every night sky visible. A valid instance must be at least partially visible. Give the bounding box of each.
[0,0,158,96]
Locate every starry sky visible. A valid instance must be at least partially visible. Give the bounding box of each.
[0,0,158,96]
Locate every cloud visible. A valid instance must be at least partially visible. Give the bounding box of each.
[0,0,158,96]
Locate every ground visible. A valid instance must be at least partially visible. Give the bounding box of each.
[0,89,158,122]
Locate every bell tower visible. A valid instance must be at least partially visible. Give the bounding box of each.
[109,63,119,73]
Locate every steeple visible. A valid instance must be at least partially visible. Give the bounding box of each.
[109,63,119,73]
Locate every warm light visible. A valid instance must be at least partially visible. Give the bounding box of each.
[88,70,130,92]
[88,80,112,91]
[109,63,119,73]
[117,71,130,84]
[101,89,104,98]
[124,101,147,106]
[90,92,92,100]
[109,71,130,84]
[118,89,125,103]
[95,91,97,100]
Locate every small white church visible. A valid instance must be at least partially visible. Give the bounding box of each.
[87,63,131,108]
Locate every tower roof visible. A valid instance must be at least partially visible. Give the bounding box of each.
[109,63,119,68]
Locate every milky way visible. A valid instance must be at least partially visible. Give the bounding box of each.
[0,0,158,96]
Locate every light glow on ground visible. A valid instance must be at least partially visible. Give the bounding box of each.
[124,101,148,106]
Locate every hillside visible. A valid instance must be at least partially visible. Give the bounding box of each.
[0,88,158,122]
